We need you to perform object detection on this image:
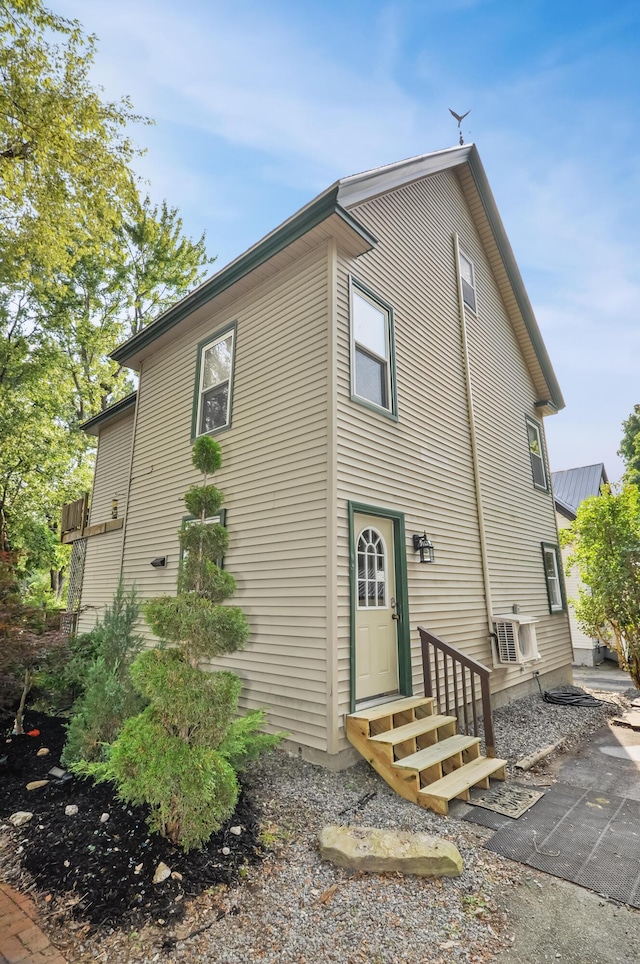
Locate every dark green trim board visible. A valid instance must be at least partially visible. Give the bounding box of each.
[111,192,377,365]
[81,392,137,436]
[525,415,550,493]
[190,321,237,441]
[348,501,412,712]
[541,541,567,615]
[180,509,228,566]
[348,275,399,421]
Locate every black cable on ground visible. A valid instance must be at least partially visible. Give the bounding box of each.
[534,673,616,707]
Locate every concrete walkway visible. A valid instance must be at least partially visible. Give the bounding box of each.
[494,661,640,963]
[0,882,66,964]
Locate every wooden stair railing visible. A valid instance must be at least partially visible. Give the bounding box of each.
[418,626,496,758]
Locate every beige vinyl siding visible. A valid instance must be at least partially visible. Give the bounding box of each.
[87,412,135,526]
[77,411,135,633]
[120,245,331,749]
[334,171,571,746]
[77,531,126,633]
[556,512,598,660]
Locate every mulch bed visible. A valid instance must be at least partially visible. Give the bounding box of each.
[0,710,263,931]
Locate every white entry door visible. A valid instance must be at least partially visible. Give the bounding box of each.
[354,514,399,702]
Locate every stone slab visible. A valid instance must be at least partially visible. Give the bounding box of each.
[319,825,463,877]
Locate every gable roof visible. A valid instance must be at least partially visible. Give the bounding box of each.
[551,463,609,518]
[110,144,564,411]
[81,392,137,436]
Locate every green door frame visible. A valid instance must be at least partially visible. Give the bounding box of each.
[348,501,413,712]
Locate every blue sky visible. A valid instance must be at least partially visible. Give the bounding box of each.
[59,0,640,480]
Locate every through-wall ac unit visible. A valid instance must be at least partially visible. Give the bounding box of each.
[492,614,540,665]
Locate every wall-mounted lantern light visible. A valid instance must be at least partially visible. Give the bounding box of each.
[111,498,118,520]
[150,556,167,568]
[412,532,435,564]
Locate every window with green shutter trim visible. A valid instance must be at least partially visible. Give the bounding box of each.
[526,417,548,490]
[193,325,236,438]
[541,542,564,613]
[350,277,397,418]
[459,249,477,312]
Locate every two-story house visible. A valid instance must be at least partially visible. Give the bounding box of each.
[64,143,573,772]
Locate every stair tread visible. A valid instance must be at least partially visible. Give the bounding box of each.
[418,756,507,801]
[369,714,457,744]
[393,734,480,771]
[349,696,434,723]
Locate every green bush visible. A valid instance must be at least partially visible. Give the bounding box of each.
[79,648,279,851]
[62,584,144,765]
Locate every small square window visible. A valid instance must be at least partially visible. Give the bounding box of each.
[526,418,548,490]
[459,250,477,312]
[194,327,235,436]
[350,280,396,416]
[542,543,564,613]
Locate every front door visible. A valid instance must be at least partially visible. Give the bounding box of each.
[354,513,399,702]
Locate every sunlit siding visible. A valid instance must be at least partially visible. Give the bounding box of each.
[334,171,571,746]
[119,245,331,750]
[77,411,134,633]
[557,511,597,661]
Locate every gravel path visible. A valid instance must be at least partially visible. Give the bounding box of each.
[53,683,628,964]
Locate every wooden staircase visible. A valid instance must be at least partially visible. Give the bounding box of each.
[346,695,507,815]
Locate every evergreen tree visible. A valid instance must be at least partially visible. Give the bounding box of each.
[75,438,280,851]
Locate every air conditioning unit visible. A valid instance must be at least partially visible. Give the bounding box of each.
[493,614,540,665]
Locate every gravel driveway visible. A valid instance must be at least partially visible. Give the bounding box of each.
[53,682,629,964]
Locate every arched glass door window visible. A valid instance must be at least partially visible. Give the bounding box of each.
[357,527,387,608]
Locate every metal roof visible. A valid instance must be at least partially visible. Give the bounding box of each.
[551,464,609,518]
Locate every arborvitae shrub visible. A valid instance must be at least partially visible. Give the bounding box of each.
[75,436,281,851]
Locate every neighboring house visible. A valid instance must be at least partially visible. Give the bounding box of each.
[552,463,609,667]
[63,143,573,767]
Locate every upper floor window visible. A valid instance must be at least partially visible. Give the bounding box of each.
[459,250,477,312]
[350,279,396,417]
[195,326,235,436]
[542,543,564,613]
[526,417,548,490]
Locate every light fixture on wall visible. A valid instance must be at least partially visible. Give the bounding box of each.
[111,498,118,520]
[413,532,435,564]
[150,556,167,568]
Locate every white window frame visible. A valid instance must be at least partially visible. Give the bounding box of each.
[356,526,388,610]
[542,543,564,613]
[526,417,548,491]
[349,278,396,417]
[195,327,235,437]
[458,249,477,312]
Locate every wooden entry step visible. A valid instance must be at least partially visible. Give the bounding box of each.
[346,696,507,815]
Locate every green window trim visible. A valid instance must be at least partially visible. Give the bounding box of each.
[458,248,478,313]
[525,415,549,492]
[541,541,566,614]
[191,322,237,441]
[180,508,228,567]
[348,501,412,712]
[348,276,398,421]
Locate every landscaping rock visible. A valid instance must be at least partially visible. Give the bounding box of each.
[26,780,49,791]
[230,826,242,835]
[319,825,463,877]
[9,811,34,827]
[65,805,79,816]
[100,812,110,823]
[153,861,171,884]
[36,747,50,757]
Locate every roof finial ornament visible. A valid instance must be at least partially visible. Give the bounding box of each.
[449,108,471,145]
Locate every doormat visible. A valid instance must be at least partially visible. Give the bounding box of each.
[467,783,544,819]
[484,783,640,908]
